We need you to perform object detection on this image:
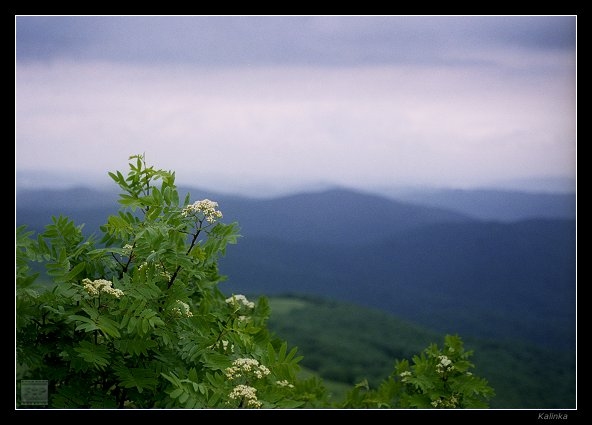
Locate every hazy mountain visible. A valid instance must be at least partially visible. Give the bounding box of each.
[219,218,576,350]
[482,176,576,194]
[216,188,474,246]
[16,186,474,245]
[16,186,576,352]
[368,188,576,222]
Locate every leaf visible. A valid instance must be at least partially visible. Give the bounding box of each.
[208,391,222,407]
[68,314,98,329]
[63,262,87,282]
[169,388,184,399]
[74,341,110,370]
[108,171,119,184]
[188,368,199,382]
[184,397,198,409]
[75,322,100,333]
[406,374,435,392]
[114,366,158,393]
[97,315,121,339]
[141,318,149,334]
[203,352,232,371]
[278,341,288,361]
[178,392,189,404]
[277,399,305,408]
[115,338,157,356]
[127,316,138,334]
[161,372,182,387]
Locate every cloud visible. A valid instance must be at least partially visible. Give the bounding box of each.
[15,16,576,193]
[15,58,575,191]
[15,16,576,67]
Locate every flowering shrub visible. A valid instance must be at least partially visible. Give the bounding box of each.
[16,154,494,408]
[341,334,495,408]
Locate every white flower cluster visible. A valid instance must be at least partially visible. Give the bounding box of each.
[228,384,261,408]
[171,300,193,318]
[225,294,255,309]
[431,394,459,408]
[399,370,412,382]
[82,278,124,298]
[275,380,294,388]
[181,199,223,223]
[436,355,454,375]
[123,400,135,408]
[137,261,171,280]
[225,358,271,381]
[122,244,134,255]
[214,339,235,353]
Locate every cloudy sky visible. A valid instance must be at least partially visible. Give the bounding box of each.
[15,16,576,194]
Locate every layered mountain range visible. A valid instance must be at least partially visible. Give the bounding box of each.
[16,185,576,350]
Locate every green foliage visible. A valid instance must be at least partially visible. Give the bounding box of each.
[340,335,494,408]
[267,295,574,408]
[16,154,493,409]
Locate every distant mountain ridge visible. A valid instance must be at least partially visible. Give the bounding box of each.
[219,217,575,350]
[216,188,474,246]
[16,185,576,352]
[377,188,576,222]
[17,186,475,245]
[16,184,576,232]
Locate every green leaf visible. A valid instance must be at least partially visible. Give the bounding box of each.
[169,388,184,399]
[97,315,121,338]
[68,314,98,329]
[203,352,232,371]
[74,341,110,370]
[141,318,149,334]
[184,397,198,409]
[278,341,288,361]
[63,262,87,282]
[127,316,138,334]
[178,392,189,404]
[277,399,305,408]
[117,338,157,355]
[114,366,158,393]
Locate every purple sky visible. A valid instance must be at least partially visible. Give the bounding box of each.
[15,16,576,194]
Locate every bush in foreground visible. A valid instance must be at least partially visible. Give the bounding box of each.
[16,154,494,408]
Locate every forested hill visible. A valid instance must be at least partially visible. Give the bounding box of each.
[219,217,575,351]
[266,295,576,408]
[16,186,576,352]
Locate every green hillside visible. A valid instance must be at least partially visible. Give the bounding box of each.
[265,295,576,408]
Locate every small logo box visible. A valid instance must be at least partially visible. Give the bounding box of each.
[20,380,48,406]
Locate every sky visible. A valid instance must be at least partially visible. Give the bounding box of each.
[15,16,577,195]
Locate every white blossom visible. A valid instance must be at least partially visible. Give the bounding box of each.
[225,358,271,381]
[438,355,452,367]
[399,371,412,381]
[82,278,124,298]
[276,380,294,388]
[225,294,255,309]
[436,355,454,374]
[181,199,223,223]
[137,261,170,280]
[228,384,261,408]
[171,300,193,318]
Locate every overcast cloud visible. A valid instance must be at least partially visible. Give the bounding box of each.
[15,15,576,194]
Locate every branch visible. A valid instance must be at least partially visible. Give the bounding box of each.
[167,226,202,289]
